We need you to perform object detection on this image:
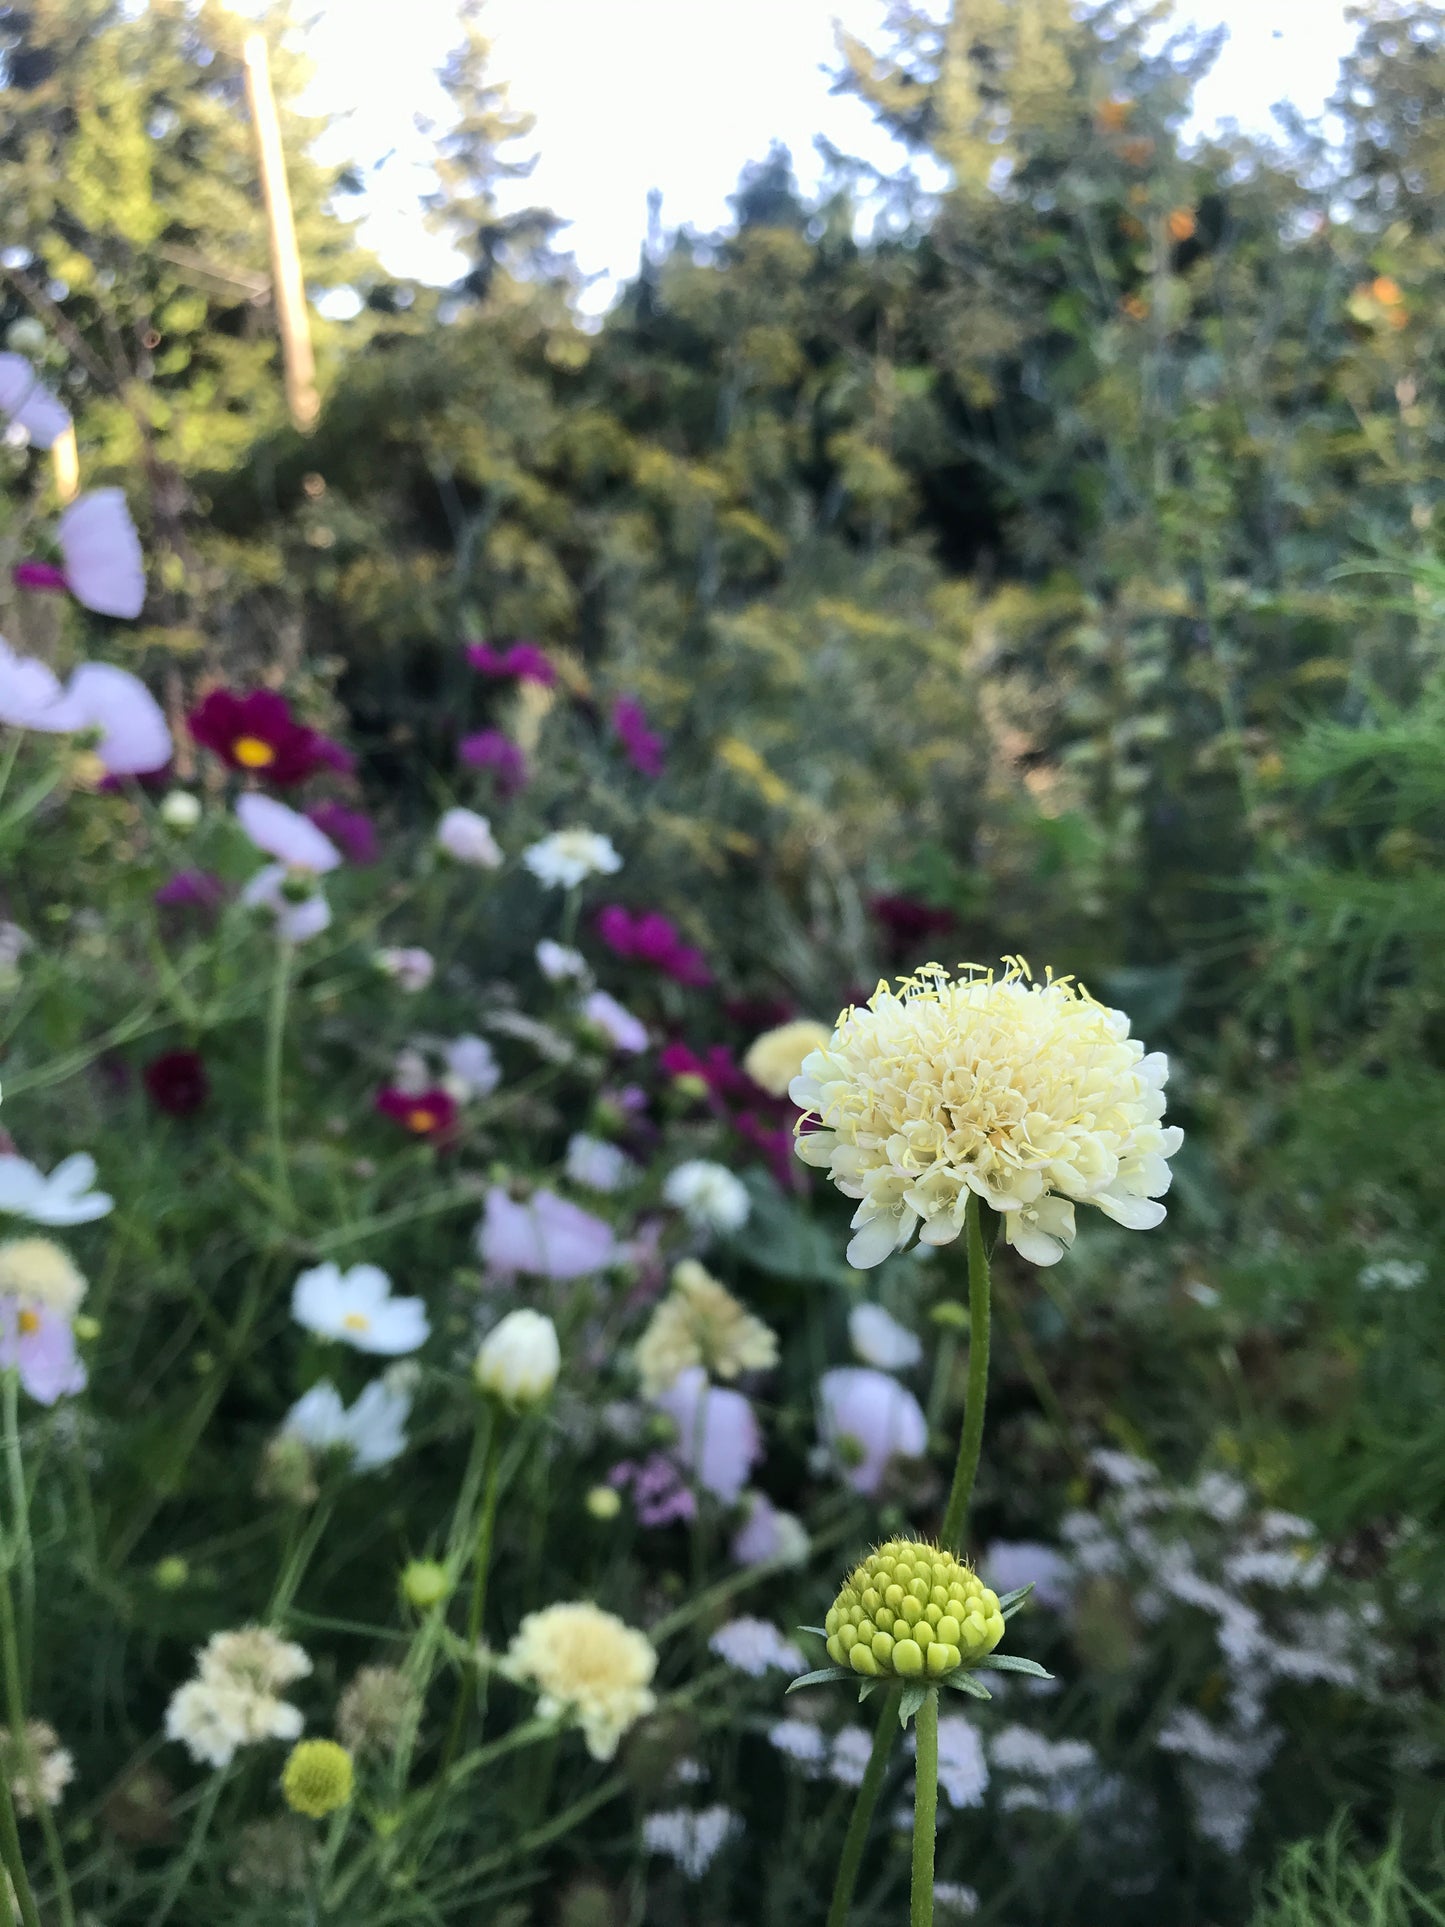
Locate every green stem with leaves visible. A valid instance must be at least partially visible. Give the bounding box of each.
[825,1683,902,1927]
[939,1194,991,1550]
[910,1689,939,1927]
[440,1406,503,1770]
[264,941,293,1222]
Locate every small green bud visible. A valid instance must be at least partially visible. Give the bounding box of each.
[400,1560,451,1610]
[930,1302,969,1330]
[823,1540,1005,1682]
[152,1555,189,1591]
[281,1739,353,1818]
[586,1485,622,1520]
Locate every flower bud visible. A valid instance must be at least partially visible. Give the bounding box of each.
[400,1559,451,1610]
[159,790,201,831]
[474,1309,560,1409]
[6,319,46,356]
[586,1485,622,1521]
[281,1739,353,1818]
[824,1540,1005,1681]
[152,1556,189,1592]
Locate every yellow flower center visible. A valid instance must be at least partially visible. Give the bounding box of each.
[232,735,277,768]
[406,1108,437,1134]
[16,1308,40,1337]
[342,1311,371,1333]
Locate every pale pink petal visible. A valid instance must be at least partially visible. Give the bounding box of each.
[56,489,145,618]
[0,354,70,449]
[61,662,172,774]
[0,637,70,731]
[236,794,341,873]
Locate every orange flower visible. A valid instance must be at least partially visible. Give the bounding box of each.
[1371,275,1402,306]
[1167,208,1197,242]
[1097,98,1132,133]
[1121,294,1150,321]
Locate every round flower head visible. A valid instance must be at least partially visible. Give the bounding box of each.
[743,1019,833,1099]
[503,1601,657,1761]
[0,1238,87,1317]
[663,1160,750,1235]
[825,1541,1005,1680]
[474,1308,561,1407]
[1,1721,75,1816]
[436,806,503,868]
[634,1259,777,1394]
[336,1665,419,1757]
[523,828,622,890]
[791,960,1182,1267]
[281,1739,353,1818]
[290,1262,430,1356]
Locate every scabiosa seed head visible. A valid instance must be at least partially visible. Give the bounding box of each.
[281,1739,353,1818]
[824,1541,1005,1680]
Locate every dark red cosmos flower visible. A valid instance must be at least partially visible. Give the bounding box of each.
[143,1049,210,1117]
[375,1086,458,1139]
[595,906,711,987]
[459,729,529,796]
[612,696,665,779]
[464,641,556,688]
[306,801,378,865]
[188,689,347,786]
[869,892,956,956]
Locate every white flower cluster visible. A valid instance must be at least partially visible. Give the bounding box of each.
[642,1805,741,1879]
[707,1617,804,1679]
[164,1627,311,1769]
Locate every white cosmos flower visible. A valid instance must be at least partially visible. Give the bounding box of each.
[536,939,589,983]
[436,806,502,868]
[565,1134,632,1193]
[238,796,340,943]
[375,947,435,993]
[442,1034,501,1098]
[0,353,70,447]
[522,828,622,890]
[581,989,647,1054]
[241,866,331,943]
[848,1302,923,1371]
[0,640,171,773]
[663,1161,751,1234]
[0,1153,113,1225]
[290,1262,430,1356]
[281,1377,411,1471]
[56,489,145,619]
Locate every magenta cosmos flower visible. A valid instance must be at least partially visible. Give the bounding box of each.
[189,688,347,785]
[0,1298,85,1404]
[459,728,528,796]
[375,1087,458,1140]
[14,489,145,619]
[475,1185,620,1280]
[612,696,665,778]
[595,906,711,988]
[464,641,556,687]
[306,801,378,865]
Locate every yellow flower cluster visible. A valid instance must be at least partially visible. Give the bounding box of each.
[503,1601,657,1761]
[743,1019,833,1099]
[825,1541,1004,1680]
[634,1260,778,1395]
[791,960,1181,1267]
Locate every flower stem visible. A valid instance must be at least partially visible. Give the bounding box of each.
[0,1767,37,1927]
[1,1376,32,1690]
[440,1408,502,1770]
[264,941,293,1222]
[939,1193,991,1551]
[825,1682,902,1927]
[0,1569,48,1927]
[910,1689,939,1927]
[145,1769,225,1927]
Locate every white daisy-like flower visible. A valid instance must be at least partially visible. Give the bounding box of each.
[375,947,435,993]
[663,1160,750,1234]
[536,939,590,983]
[290,1262,429,1356]
[0,1153,112,1226]
[791,960,1182,1268]
[848,1301,922,1370]
[442,1034,501,1099]
[522,828,622,890]
[565,1133,633,1193]
[436,806,503,868]
[707,1618,805,1679]
[581,989,648,1054]
[642,1805,741,1879]
[281,1377,411,1471]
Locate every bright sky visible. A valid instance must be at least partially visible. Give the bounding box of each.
[294,0,1360,312]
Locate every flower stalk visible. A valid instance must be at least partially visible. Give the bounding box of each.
[825,1682,902,1927]
[939,1194,991,1550]
[910,1688,939,1927]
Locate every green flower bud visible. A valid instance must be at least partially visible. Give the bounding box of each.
[824,1540,1005,1682]
[281,1739,353,1819]
[152,1555,189,1592]
[400,1559,451,1610]
[586,1485,622,1520]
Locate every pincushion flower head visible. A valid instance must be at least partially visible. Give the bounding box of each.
[165,1627,311,1769]
[436,806,502,869]
[635,1259,778,1394]
[791,960,1182,1268]
[291,1262,430,1356]
[523,828,622,890]
[189,688,346,785]
[503,1601,657,1761]
[743,1018,834,1099]
[663,1160,751,1235]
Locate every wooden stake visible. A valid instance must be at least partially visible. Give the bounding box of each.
[51,421,79,503]
[242,31,319,432]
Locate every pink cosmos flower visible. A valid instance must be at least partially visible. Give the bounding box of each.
[0,640,171,774]
[236,794,341,873]
[306,801,378,864]
[14,490,146,618]
[375,1087,458,1140]
[581,990,648,1054]
[609,1454,697,1527]
[654,1366,761,1505]
[476,1185,620,1280]
[612,696,665,778]
[595,906,711,987]
[0,353,70,448]
[459,729,528,795]
[730,1492,809,1568]
[0,1298,85,1405]
[817,1367,928,1496]
[464,641,556,687]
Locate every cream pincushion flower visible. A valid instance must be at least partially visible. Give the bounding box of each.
[634,1260,778,1394]
[791,960,1182,1268]
[0,1238,87,1316]
[743,1019,834,1099]
[503,1601,657,1760]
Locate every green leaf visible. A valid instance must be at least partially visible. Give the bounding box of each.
[997,1582,1035,1620]
[857,1680,877,1703]
[797,1625,829,1639]
[785,1667,852,1694]
[942,1671,993,1700]
[898,1682,929,1727]
[972,1654,1054,1679]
